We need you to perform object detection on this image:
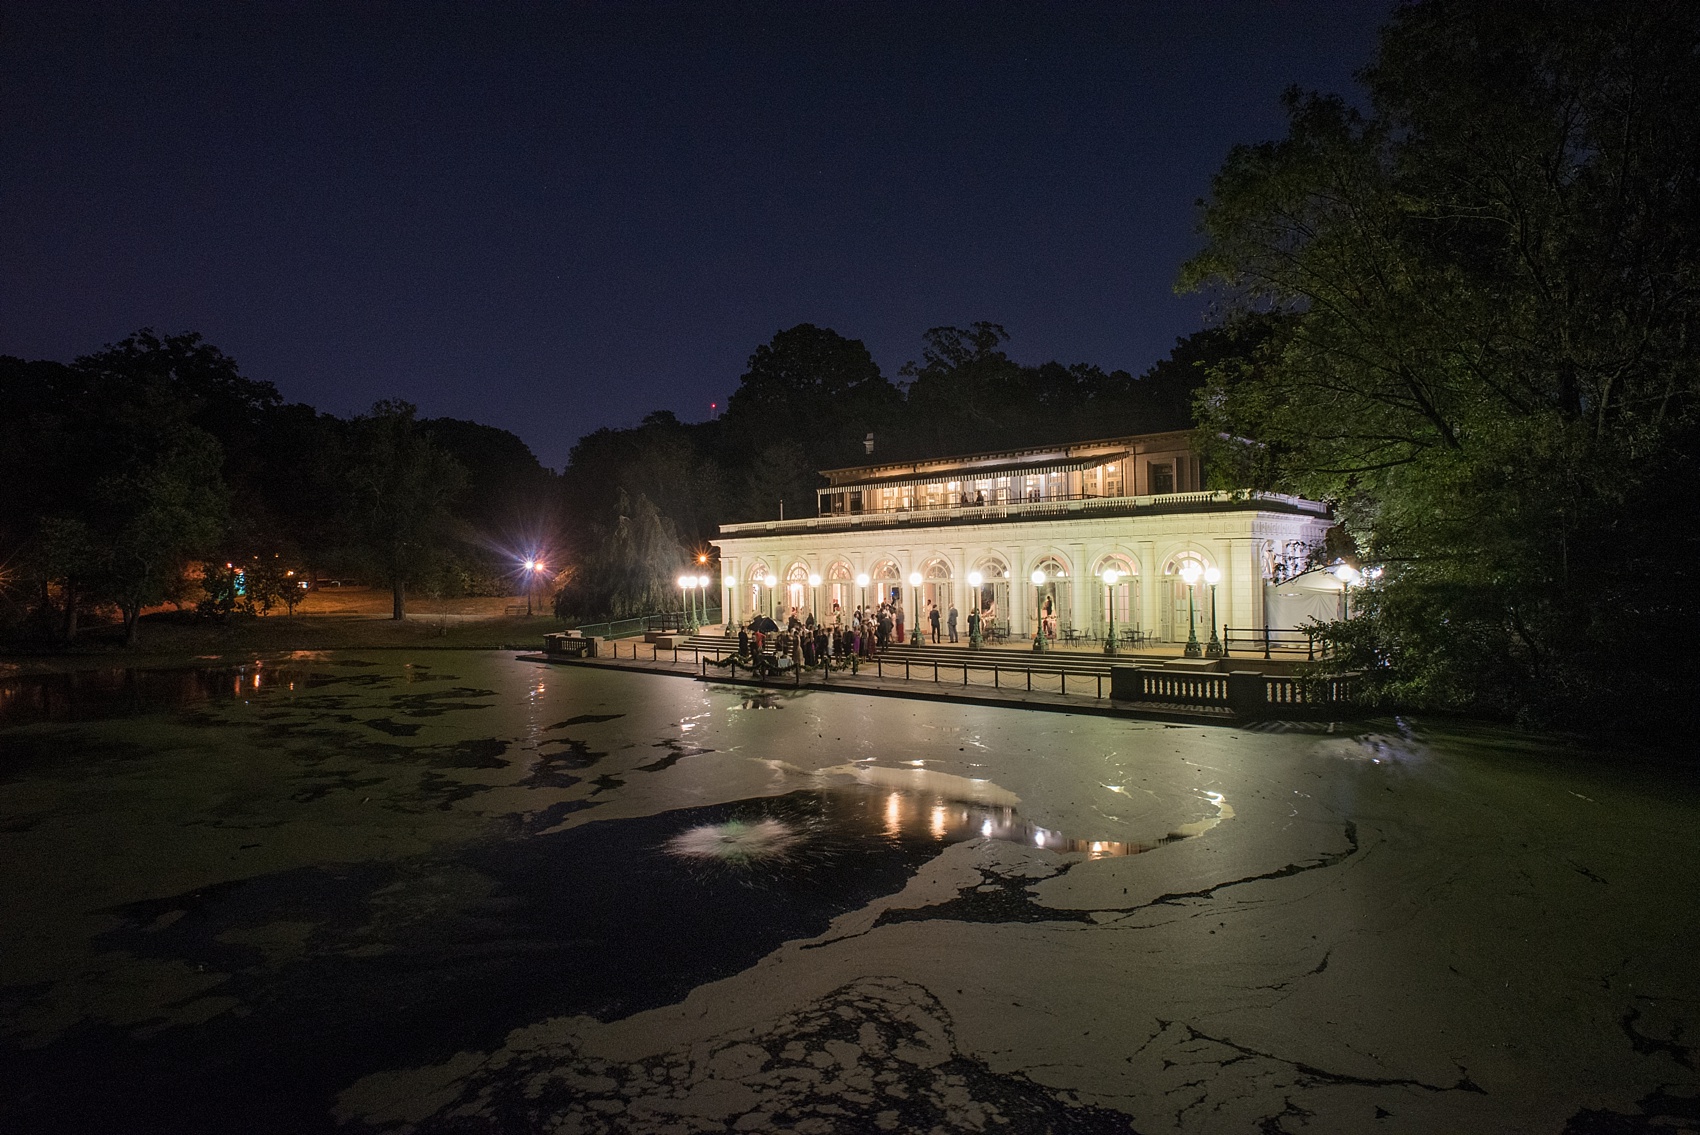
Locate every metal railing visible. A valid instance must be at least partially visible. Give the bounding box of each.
[1223,626,1321,660]
[645,606,723,633]
[542,638,1357,717]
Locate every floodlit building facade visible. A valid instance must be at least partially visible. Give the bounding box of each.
[711,431,1334,644]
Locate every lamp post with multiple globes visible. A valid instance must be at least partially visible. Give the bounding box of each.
[1100,567,1120,655]
[1204,566,1223,657]
[676,574,695,630]
[1179,562,1203,657]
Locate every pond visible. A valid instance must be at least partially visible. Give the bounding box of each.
[1,652,1695,1133]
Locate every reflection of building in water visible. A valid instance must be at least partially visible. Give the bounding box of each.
[713,430,1332,642]
[870,788,1149,859]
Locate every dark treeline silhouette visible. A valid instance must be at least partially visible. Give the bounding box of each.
[0,330,558,642]
[1,322,1216,636]
[1183,0,1700,732]
[552,321,1230,617]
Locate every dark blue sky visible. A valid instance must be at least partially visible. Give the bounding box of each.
[2,1,1391,469]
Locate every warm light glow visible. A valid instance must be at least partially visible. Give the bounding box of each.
[1101,568,1120,586]
[967,571,983,587]
[697,574,710,588]
[1030,569,1046,585]
[724,575,734,587]
[764,573,778,588]
[908,571,922,587]
[1179,562,1202,586]
[930,804,947,841]
[698,554,707,563]
[808,573,822,587]
[1332,563,1363,586]
[856,573,870,588]
[1203,566,1221,586]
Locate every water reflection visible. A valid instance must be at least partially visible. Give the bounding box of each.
[662,778,1157,873]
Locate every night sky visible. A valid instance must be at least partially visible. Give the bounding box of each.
[3,1,1392,469]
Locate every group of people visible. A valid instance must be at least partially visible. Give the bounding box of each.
[736,596,998,669]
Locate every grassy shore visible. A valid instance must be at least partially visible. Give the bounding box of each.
[0,588,565,675]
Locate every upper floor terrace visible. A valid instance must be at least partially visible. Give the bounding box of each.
[718,487,1330,538]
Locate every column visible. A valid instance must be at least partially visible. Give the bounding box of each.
[1012,544,1027,638]
[1137,540,1156,636]
[1070,542,1088,637]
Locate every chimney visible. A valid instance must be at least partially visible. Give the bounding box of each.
[864,431,875,455]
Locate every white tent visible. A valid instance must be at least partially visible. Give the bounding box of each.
[1263,568,1345,631]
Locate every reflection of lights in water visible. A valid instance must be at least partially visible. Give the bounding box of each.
[981,818,994,838]
[884,792,903,839]
[909,760,925,767]
[1167,791,1235,839]
[664,818,802,866]
[929,804,946,840]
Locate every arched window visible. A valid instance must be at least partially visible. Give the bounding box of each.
[1030,556,1071,635]
[1160,552,1212,642]
[1093,554,1138,635]
[918,557,953,616]
[746,562,776,621]
[784,563,809,617]
[870,558,901,607]
[825,560,854,616]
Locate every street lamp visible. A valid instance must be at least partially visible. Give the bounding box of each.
[1331,562,1363,618]
[967,570,984,648]
[677,574,694,629]
[1179,562,1203,657]
[908,570,924,646]
[1101,568,1120,655]
[1030,568,1048,653]
[698,574,711,624]
[1203,566,1223,657]
[808,573,822,623]
[522,558,546,616]
[763,572,779,621]
[856,572,870,613]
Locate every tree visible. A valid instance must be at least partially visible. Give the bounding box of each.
[344,401,469,620]
[554,489,687,620]
[86,423,229,644]
[720,321,904,482]
[1180,0,1700,728]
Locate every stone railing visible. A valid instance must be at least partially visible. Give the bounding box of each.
[1111,667,1359,718]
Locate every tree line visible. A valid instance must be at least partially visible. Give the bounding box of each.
[552,321,1221,618]
[0,323,1214,641]
[1183,0,1700,731]
[0,330,555,642]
